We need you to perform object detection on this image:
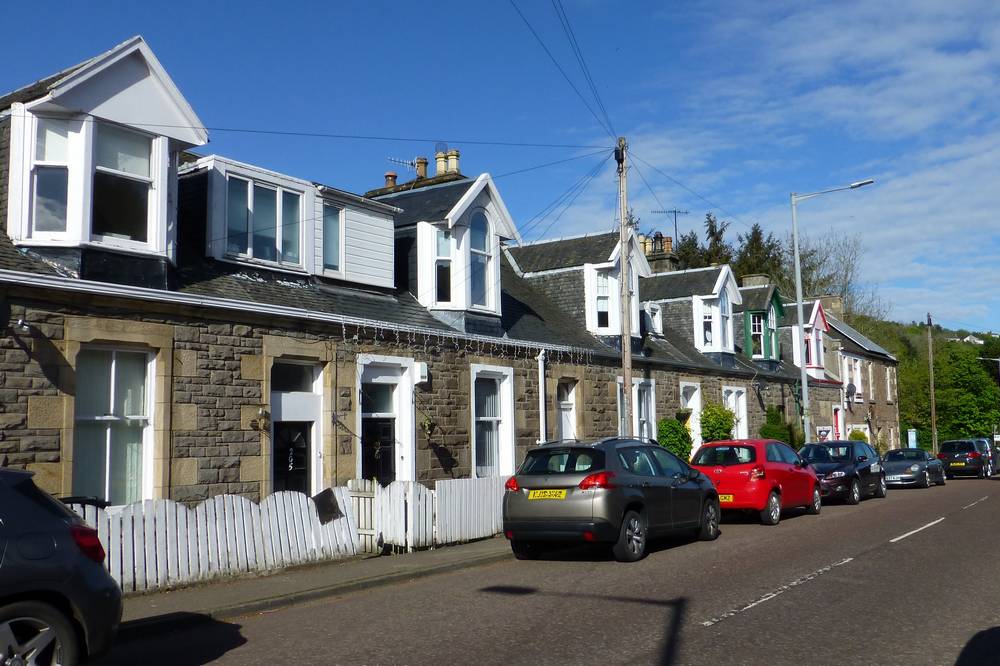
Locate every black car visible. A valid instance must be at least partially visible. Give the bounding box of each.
[799,440,887,504]
[973,438,998,476]
[0,469,122,665]
[938,440,991,478]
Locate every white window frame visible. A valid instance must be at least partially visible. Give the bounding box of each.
[694,293,735,353]
[679,381,702,455]
[645,303,663,335]
[556,379,578,441]
[886,367,895,403]
[225,175,303,268]
[719,290,731,350]
[470,364,515,478]
[30,116,71,239]
[435,227,452,305]
[596,270,611,331]
[868,362,876,402]
[320,201,344,274]
[91,122,156,248]
[468,209,494,311]
[270,360,324,495]
[355,355,417,483]
[616,377,657,440]
[767,305,778,358]
[72,346,155,504]
[750,312,765,359]
[722,385,748,439]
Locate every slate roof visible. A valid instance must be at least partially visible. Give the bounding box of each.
[371,179,475,229]
[507,232,618,274]
[736,285,774,313]
[639,266,723,302]
[0,234,58,275]
[827,314,896,362]
[779,300,818,327]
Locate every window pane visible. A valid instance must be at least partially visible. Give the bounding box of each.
[436,261,451,303]
[96,123,150,178]
[475,378,499,418]
[471,254,488,306]
[72,422,107,499]
[109,422,143,505]
[271,362,313,392]
[227,178,249,254]
[281,191,300,264]
[92,171,148,241]
[33,166,68,232]
[437,229,450,258]
[361,383,394,414]
[113,352,147,417]
[36,118,68,162]
[470,211,488,252]
[252,185,277,261]
[475,421,498,477]
[322,204,341,270]
[75,350,112,417]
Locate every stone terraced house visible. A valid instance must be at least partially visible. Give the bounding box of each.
[0,37,894,506]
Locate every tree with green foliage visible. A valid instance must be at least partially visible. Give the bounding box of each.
[703,213,733,266]
[759,406,794,443]
[732,223,784,282]
[674,230,704,270]
[657,418,693,460]
[701,403,736,442]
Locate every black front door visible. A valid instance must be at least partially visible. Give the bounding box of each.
[273,421,311,494]
[362,418,395,487]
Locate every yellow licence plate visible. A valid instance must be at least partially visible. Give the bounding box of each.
[719,494,734,503]
[950,462,965,467]
[528,489,567,500]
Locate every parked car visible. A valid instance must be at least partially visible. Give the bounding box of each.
[0,469,122,666]
[938,440,991,478]
[882,448,946,488]
[973,438,998,476]
[503,438,720,562]
[689,439,821,526]
[799,440,887,504]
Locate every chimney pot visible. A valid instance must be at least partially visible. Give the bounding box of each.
[384,171,398,188]
[446,149,460,174]
[415,157,428,179]
[435,151,448,176]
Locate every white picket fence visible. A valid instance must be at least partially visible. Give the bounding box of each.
[69,488,359,594]
[347,476,505,552]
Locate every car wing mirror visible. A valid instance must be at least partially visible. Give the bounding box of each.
[857,455,868,463]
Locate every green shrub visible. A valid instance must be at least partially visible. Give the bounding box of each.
[758,406,792,443]
[848,429,869,442]
[657,418,693,460]
[701,402,736,442]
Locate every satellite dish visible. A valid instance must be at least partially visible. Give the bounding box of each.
[434,141,448,154]
[846,383,856,399]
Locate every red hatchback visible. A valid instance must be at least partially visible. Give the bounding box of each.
[690,439,821,525]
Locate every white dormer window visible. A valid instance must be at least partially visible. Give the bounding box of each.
[720,290,731,349]
[436,228,452,303]
[596,270,611,328]
[226,176,302,266]
[645,303,663,335]
[768,305,778,357]
[32,118,70,235]
[469,210,491,308]
[702,306,713,345]
[93,122,153,243]
[750,313,764,357]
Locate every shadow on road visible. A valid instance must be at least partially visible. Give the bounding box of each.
[480,586,687,663]
[956,627,1000,665]
[525,534,704,562]
[92,614,247,665]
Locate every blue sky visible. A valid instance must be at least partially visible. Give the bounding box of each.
[5,1,999,331]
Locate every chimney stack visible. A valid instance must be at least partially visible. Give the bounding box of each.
[740,274,771,288]
[384,171,397,188]
[415,156,428,179]
[446,149,460,174]
[643,231,678,273]
[818,295,844,319]
[435,151,448,176]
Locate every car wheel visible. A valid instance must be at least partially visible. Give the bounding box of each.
[938,471,947,486]
[847,479,861,505]
[920,471,931,488]
[613,510,647,562]
[760,491,781,526]
[806,486,822,515]
[875,475,887,498]
[510,539,541,560]
[0,601,80,666]
[698,499,721,541]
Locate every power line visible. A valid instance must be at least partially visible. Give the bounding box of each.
[528,154,610,241]
[551,0,616,137]
[507,0,616,139]
[516,153,612,239]
[493,148,610,179]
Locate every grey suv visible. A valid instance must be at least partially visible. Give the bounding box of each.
[502,438,720,562]
[0,469,122,665]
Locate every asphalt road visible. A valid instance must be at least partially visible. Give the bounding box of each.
[97,477,1000,665]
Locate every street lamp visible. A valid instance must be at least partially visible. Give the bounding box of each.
[790,179,875,441]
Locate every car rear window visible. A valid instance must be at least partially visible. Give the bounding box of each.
[885,450,923,461]
[6,474,77,521]
[941,441,974,453]
[692,445,755,466]
[520,448,604,475]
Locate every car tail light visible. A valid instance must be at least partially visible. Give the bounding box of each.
[504,530,514,540]
[71,524,105,564]
[969,452,982,459]
[579,471,616,490]
[749,465,766,480]
[505,476,520,492]
[936,453,947,460]
[582,531,596,542]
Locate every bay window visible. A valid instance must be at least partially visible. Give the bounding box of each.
[73,349,151,505]
[470,211,491,307]
[226,176,302,265]
[32,118,70,234]
[436,228,452,303]
[92,123,153,242]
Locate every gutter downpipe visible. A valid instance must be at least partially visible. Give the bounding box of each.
[536,349,547,444]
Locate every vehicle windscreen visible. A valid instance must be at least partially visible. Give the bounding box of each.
[885,450,923,461]
[692,445,755,466]
[941,441,974,453]
[800,445,833,463]
[520,448,604,475]
[825,445,853,462]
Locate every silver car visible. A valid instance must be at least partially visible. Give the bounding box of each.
[502,438,720,562]
[882,448,946,487]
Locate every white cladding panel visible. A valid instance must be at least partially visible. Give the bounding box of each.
[343,207,394,288]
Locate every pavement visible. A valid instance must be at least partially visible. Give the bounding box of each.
[101,478,1000,665]
[119,536,513,637]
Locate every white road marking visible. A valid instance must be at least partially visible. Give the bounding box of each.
[700,558,854,627]
[889,517,946,543]
[962,496,989,510]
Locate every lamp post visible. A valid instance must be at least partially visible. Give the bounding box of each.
[790,179,874,441]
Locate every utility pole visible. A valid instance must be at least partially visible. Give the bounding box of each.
[616,136,634,438]
[651,209,688,246]
[927,313,938,454]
